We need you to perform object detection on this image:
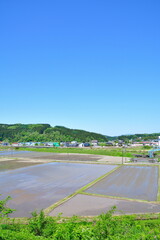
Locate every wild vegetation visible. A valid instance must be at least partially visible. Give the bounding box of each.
[0,198,160,240]
[0,124,107,143]
[0,196,15,218]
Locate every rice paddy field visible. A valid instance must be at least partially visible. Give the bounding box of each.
[49,194,160,217]
[0,150,160,218]
[0,161,117,217]
[85,165,159,201]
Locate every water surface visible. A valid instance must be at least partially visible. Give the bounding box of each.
[86,166,158,201]
[0,162,117,217]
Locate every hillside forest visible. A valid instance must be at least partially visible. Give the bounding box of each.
[0,124,159,143]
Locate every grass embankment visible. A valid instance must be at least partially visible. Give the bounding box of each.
[18,146,148,158]
[1,145,156,158]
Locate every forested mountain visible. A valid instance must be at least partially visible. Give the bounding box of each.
[0,124,108,143]
[118,133,160,142]
[1,124,159,143]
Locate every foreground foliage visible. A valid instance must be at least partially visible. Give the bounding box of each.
[0,196,15,218]
[0,208,160,240]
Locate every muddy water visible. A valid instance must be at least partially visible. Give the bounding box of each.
[50,194,160,217]
[0,150,102,161]
[0,160,42,172]
[86,166,158,201]
[0,162,117,217]
[0,150,30,156]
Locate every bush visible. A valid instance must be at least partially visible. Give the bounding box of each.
[29,210,57,237]
[142,146,152,150]
[0,196,15,218]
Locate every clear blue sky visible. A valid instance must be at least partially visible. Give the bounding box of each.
[0,0,160,136]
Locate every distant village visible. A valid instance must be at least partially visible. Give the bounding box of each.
[1,137,160,148]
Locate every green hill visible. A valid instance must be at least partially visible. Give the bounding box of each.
[0,124,108,143]
[118,133,160,142]
[1,123,159,143]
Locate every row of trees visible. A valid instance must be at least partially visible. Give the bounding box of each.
[118,133,160,143]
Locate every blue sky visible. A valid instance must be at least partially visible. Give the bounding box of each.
[0,0,160,136]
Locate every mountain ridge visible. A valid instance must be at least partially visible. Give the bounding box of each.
[0,123,107,142]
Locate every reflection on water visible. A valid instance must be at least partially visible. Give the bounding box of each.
[0,162,117,217]
[0,160,42,172]
[86,165,158,201]
[0,150,30,156]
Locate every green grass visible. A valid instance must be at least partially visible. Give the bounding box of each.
[18,145,156,159]
[19,147,136,157]
[1,145,155,159]
[81,191,159,204]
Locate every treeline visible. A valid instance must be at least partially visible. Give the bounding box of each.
[118,133,160,142]
[1,123,159,143]
[0,124,108,143]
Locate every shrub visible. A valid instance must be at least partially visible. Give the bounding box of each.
[0,196,15,218]
[29,210,57,237]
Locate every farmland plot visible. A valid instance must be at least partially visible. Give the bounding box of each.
[0,162,117,217]
[50,194,160,217]
[85,166,159,201]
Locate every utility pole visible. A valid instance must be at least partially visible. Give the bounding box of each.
[125,147,126,163]
[122,146,126,164]
[122,146,124,164]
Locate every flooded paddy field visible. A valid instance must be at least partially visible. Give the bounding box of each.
[50,194,160,217]
[85,166,159,201]
[0,150,132,163]
[0,150,102,161]
[0,159,43,172]
[0,162,117,217]
[0,150,31,157]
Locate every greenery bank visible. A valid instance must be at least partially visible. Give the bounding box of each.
[0,208,160,240]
